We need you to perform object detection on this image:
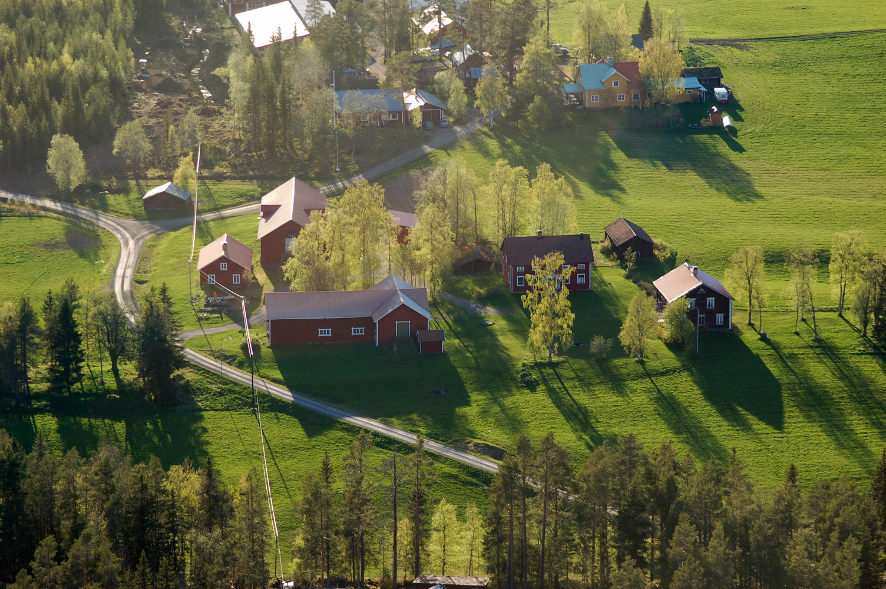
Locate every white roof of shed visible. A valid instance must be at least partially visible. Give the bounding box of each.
[235,2,308,49]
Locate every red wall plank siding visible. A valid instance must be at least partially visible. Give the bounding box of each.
[376,306,430,347]
[199,259,249,290]
[268,317,376,346]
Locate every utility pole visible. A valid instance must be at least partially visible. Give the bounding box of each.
[333,71,340,176]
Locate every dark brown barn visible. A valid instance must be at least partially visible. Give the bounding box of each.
[142,182,192,211]
[682,66,723,91]
[500,231,594,294]
[653,261,734,329]
[264,275,438,349]
[257,177,327,265]
[197,234,254,290]
[412,576,490,589]
[603,218,654,259]
[453,244,496,275]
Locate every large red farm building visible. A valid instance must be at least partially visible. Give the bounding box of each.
[500,232,594,294]
[257,177,327,265]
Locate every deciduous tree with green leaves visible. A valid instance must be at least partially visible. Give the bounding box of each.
[46,134,87,194]
[475,67,508,127]
[619,291,658,361]
[829,229,867,317]
[522,252,575,363]
[725,245,766,326]
[113,121,152,177]
[639,38,682,103]
[430,498,461,575]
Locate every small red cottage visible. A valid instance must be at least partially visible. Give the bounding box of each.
[197,234,254,289]
[389,209,417,244]
[500,231,594,294]
[603,217,654,259]
[143,182,192,211]
[653,261,734,329]
[265,275,437,349]
[417,329,445,353]
[403,88,448,123]
[257,177,327,265]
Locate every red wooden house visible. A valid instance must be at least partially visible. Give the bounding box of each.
[197,234,254,289]
[389,209,417,244]
[653,261,734,329]
[403,89,448,123]
[265,275,436,348]
[257,177,327,265]
[603,217,654,259]
[142,182,192,211]
[500,232,594,294]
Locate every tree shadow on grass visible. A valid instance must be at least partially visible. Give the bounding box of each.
[641,363,730,463]
[535,360,605,451]
[0,412,39,450]
[683,331,784,431]
[608,130,762,202]
[765,336,875,466]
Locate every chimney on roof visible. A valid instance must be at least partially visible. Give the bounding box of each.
[579,232,585,239]
[691,266,698,276]
[537,229,543,239]
[684,258,690,267]
[222,238,228,253]
[607,56,614,67]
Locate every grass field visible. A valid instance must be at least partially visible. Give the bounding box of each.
[58,179,263,221]
[185,265,886,490]
[548,0,886,44]
[398,34,886,307]
[0,365,490,565]
[135,212,268,331]
[0,212,120,307]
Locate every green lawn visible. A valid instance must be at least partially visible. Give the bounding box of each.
[548,0,886,43]
[0,365,489,567]
[135,212,270,331]
[400,35,886,307]
[58,179,263,221]
[185,265,886,489]
[0,213,120,306]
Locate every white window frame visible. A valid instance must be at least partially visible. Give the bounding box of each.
[716,313,724,326]
[285,237,293,251]
[395,321,411,337]
[577,273,586,284]
[617,93,625,102]
[352,327,365,336]
[220,262,228,271]
[387,112,397,120]
[318,328,332,337]
[632,93,640,101]
[707,297,716,309]
[688,298,696,309]
[697,315,706,326]
[517,266,525,272]
[516,275,525,287]
[578,263,586,269]
[612,80,619,87]
[232,273,241,285]
[562,264,570,271]
[590,94,600,103]
[360,113,370,122]
[207,274,216,284]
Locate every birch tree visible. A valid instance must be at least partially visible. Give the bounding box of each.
[619,291,658,360]
[789,242,819,339]
[573,0,608,64]
[529,163,576,237]
[430,499,461,575]
[522,252,576,363]
[475,67,508,127]
[487,161,531,244]
[639,38,682,103]
[725,246,766,326]
[829,229,867,317]
[46,134,87,194]
[334,181,394,289]
[284,211,346,292]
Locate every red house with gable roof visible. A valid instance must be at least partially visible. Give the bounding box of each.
[257,177,327,265]
[500,231,594,294]
[653,261,734,329]
[265,275,436,348]
[197,234,254,289]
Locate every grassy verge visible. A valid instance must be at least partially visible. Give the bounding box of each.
[548,0,886,43]
[0,212,120,307]
[56,179,264,221]
[186,266,886,489]
[134,212,267,331]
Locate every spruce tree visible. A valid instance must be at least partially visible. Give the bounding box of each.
[639,0,654,42]
[48,297,83,394]
[871,449,886,532]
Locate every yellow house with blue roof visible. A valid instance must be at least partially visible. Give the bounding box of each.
[567,59,706,108]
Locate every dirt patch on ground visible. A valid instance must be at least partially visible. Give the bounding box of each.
[36,231,100,252]
[380,170,432,212]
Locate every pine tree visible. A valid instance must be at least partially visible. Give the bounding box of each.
[14,298,39,398]
[47,297,83,394]
[408,436,436,577]
[871,449,886,533]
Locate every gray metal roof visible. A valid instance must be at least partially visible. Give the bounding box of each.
[335,90,404,113]
[143,181,191,201]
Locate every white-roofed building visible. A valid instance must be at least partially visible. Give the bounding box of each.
[653,261,734,329]
[235,2,308,49]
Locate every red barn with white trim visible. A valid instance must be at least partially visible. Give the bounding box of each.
[197,234,254,289]
[265,275,437,348]
[500,231,594,294]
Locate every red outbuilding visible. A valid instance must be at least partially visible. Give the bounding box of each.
[197,234,254,289]
[142,182,192,211]
[389,209,417,244]
[653,261,734,329]
[257,177,327,265]
[603,217,654,259]
[265,275,438,349]
[500,231,594,294]
[417,329,445,354]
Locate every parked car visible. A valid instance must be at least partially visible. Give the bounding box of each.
[423,120,434,130]
[439,117,449,127]
[549,43,568,55]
